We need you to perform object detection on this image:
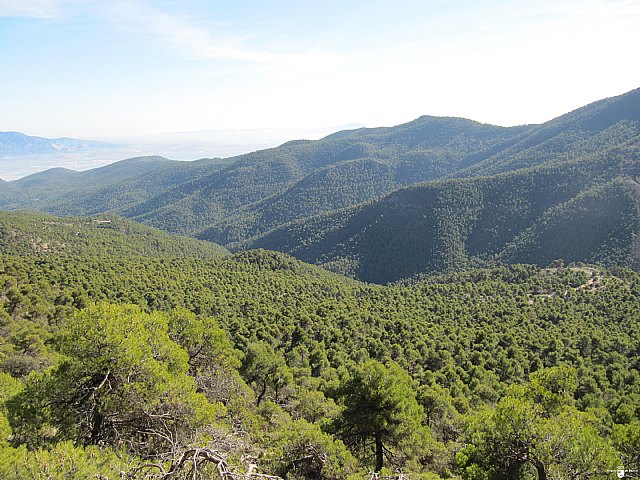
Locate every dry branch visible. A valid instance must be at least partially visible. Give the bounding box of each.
[122,448,284,480]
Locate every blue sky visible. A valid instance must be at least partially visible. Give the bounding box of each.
[1,0,639,139]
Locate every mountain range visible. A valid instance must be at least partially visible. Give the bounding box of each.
[0,131,111,157]
[1,87,639,283]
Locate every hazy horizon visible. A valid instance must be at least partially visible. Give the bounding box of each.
[0,123,366,180]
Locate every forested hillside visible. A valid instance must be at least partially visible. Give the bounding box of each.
[0,211,639,479]
[0,156,227,214]
[1,88,639,282]
[248,143,640,283]
[1,117,524,236]
[0,211,228,258]
[198,157,399,247]
[456,85,640,177]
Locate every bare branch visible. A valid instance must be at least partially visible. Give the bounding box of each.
[124,447,284,480]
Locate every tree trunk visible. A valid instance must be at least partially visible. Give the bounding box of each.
[532,459,547,480]
[256,379,267,406]
[90,408,102,444]
[375,432,384,472]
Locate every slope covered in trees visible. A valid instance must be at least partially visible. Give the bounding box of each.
[456,85,640,177]
[0,156,228,214]
[1,212,640,478]
[0,211,228,258]
[197,157,399,247]
[248,142,640,283]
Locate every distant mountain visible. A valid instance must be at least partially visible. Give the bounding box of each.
[2,156,198,210]
[0,131,112,157]
[1,87,639,282]
[131,117,526,236]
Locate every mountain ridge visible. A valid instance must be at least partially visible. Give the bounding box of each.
[245,143,640,282]
[2,87,640,282]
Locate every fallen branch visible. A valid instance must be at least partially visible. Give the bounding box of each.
[122,448,284,480]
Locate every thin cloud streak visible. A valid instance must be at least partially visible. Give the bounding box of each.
[99,0,346,70]
[100,0,270,63]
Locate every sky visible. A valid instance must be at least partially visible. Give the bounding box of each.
[1,0,640,141]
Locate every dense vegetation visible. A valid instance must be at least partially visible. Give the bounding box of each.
[1,211,640,479]
[250,145,640,283]
[0,211,228,258]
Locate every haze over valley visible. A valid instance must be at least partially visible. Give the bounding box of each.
[0,125,356,180]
